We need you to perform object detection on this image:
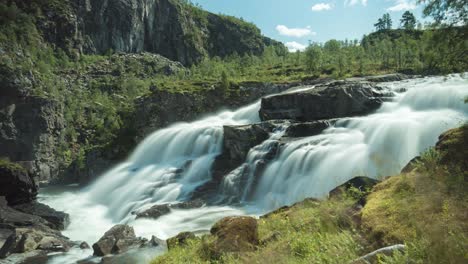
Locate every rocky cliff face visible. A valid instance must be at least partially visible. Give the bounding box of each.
[21,0,279,65]
[0,94,64,184]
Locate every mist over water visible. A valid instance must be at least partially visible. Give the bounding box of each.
[40,74,467,263]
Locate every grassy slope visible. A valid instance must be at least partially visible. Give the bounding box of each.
[152,125,468,264]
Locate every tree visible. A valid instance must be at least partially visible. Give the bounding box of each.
[304,44,323,73]
[375,13,392,31]
[419,0,468,26]
[220,71,230,94]
[383,13,393,29]
[374,18,386,31]
[400,11,417,30]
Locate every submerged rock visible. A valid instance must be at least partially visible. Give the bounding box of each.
[284,120,333,137]
[134,204,171,220]
[210,216,259,254]
[260,81,392,122]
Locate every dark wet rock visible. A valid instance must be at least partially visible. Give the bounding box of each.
[149,235,166,248]
[260,81,392,122]
[167,232,196,250]
[12,202,70,230]
[210,216,259,255]
[284,120,333,137]
[134,204,171,220]
[0,198,48,228]
[221,123,276,163]
[79,241,90,249]
[0,161,37,206]
[92,225,147,257]
[170,199,205,210]
[0,249,48,264]
[193,121,285,201]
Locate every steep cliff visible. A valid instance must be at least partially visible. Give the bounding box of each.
[10,0,283,65]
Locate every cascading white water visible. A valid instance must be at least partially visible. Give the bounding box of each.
[39,74,467,263]
[88,101,261,221]
[251,74,467,210]
[220,123,289,202]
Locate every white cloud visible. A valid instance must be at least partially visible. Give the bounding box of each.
[344,0,368,6]
[387,0,416,12]
[285,42,307,52]
[312,3,333,11]
[276,25,316,38]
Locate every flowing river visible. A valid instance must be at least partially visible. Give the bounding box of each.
[39,74,467,263]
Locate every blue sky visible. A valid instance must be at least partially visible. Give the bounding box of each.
[192,0,426,51]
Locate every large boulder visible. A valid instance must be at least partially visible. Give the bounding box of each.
[259,81,392,122]
[435,125,468,171]
[92,225,147,256]
[0,225,71,258]
[210,216,259,254]
[0,161,37,206]
[193,121,284,200]
[12,202,70,231]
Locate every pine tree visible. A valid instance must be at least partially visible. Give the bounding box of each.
[400,11,417,30]
[374,18,386,31]
[383,13,393,29]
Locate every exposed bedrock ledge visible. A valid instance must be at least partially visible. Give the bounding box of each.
[259,80,394,122]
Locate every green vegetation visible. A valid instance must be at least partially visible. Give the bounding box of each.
[0,158,26,173]
[152,125,467,263]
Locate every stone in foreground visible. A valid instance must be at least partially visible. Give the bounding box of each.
[210,216,259,254]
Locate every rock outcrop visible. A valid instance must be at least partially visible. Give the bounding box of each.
[0,197,72,261]
[10,0,285,65]
[0,94,65,184]
[92,225,149,256]
[0,161,37,205]
[12,202,70,231]
[0,161,71,263]
[260,81,392,122]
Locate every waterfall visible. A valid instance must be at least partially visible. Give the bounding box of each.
[87,101,261,222]
[251,74,468,210]
[40,74,466,264]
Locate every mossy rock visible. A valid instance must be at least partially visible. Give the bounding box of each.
[209,216,259,256]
